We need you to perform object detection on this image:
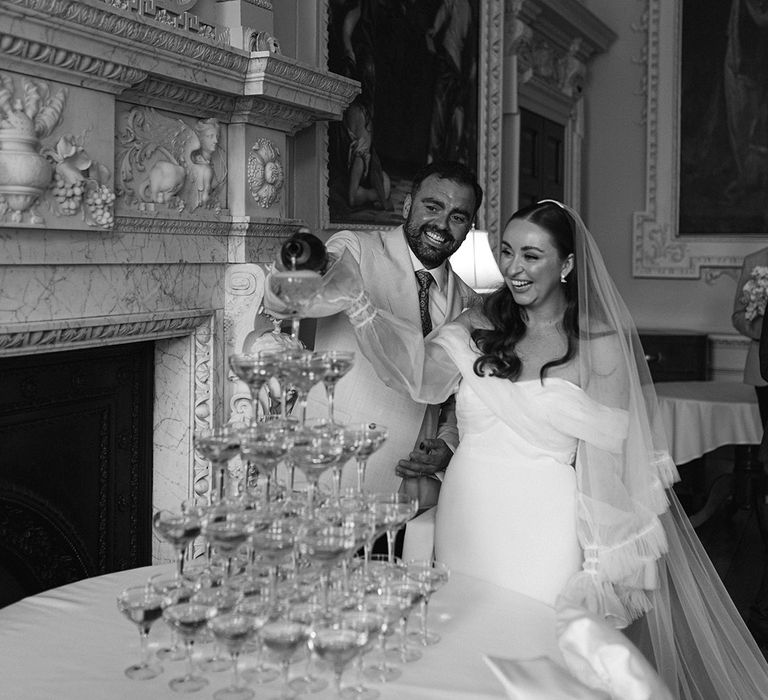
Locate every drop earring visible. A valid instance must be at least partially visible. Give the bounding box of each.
[560,272,567,284]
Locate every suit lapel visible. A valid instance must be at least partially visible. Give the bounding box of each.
[381,227,422,329]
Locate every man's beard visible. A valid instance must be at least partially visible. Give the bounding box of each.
[405,216,460,268]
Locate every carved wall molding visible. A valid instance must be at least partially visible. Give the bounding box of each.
[120,77,235,120]
[0,30,148,93]
[191,316,214,504]
[0,310,212,356]
[478,1,505,240]
[243,0,271,9]
[632,0,764,278]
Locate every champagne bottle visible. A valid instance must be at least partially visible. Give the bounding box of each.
[280,229,328,274]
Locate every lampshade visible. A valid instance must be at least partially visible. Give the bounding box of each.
[449,228,504,294]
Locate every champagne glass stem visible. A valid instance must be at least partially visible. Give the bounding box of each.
[420,599,429,646]
[356,459,368,494]
[291,317,301,340]
[334,668,344,698]
[138,625,151,670]
[386,529,395,564]
[281,658,292,698]
[231,651,242,690]
[326,384,336,424]
[185,639,196,680]
[175,546,186,580]
[306,478,317,519]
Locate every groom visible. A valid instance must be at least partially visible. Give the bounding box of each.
[267,160,483,504]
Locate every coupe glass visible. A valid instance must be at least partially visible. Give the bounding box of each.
[239,423,293,504]
[202,507,255,580]
[250,518,297,609]
[258,620,310,700]
[152,504,203,581]
[209,612,260,700]
[349,424,388,494]
[308,620,369,700]
[405,559,450,646]
[371,492,418,564]
[116,585,171,680]
[191,586,243,673]
[289,351,329,426]
[238,597,280,685]
[383,577,423,663]
[269,268,324,339]
[195,424,244,504]
[285,601,330,695]
[163,601,218,692]
[147,572,194,661]
[361,591,406,683]
[301,523,358,615]
[291,428,344,518]
[320,350,355,425]
[338,609,386,700]
[229,351,280,422]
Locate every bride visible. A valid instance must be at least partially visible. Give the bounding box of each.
[325,199,768,699]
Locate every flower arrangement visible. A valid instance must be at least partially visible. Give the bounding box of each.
[742,265,768,321]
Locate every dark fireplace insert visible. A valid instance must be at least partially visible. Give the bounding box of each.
[0,341,154,607]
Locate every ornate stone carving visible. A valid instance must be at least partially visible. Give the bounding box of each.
[2,0,243,68]
[0,74,66,224]
[0,312,211,356]
[248,138,284,208]
[120,77,235,120]
[230,97,315,134]
[0,30,148,92]
[250,30,281,54]
[116,106,227,213]
[43,134,116,228]
[192,317,214,505]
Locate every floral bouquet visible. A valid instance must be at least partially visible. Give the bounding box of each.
[742,265,768,321]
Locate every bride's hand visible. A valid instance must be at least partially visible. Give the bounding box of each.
[396,438,452,478]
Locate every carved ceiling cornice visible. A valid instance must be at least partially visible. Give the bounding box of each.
[505,0,616,98]
[244,52,360,122]
[120,77,235,120]
[0,0,358,129]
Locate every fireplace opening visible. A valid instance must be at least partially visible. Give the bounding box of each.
[0,341,155,607]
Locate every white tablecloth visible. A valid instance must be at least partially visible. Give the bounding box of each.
[0,565,564,700]
[654,381,763,465]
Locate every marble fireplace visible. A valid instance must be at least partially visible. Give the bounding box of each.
[0,0,358,580]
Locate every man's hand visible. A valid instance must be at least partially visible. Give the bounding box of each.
[396,438,452,479]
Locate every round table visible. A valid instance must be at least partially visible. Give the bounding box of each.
[0,564,563,699]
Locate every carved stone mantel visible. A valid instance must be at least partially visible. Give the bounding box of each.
[0,0,359,132]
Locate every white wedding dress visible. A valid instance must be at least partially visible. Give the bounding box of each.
[429,325,628,607]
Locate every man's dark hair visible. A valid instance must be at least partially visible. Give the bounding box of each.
[410,161,483,217]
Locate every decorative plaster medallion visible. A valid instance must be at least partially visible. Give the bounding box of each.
[247,138,284,208]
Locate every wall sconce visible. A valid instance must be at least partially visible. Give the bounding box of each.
[449,228,504,294]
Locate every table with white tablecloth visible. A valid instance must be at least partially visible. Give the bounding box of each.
[654,381,764,527]
[0,564,565,700]
[654,380,762,465]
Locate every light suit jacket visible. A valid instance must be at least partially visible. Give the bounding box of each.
[306,226,481,494]
[732,247,768,387]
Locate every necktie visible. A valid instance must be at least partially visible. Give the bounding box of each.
[415,269,434,336]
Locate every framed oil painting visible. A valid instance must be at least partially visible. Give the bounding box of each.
[325,0,480,228]
[679,0,768,235]
[633,0,763,278]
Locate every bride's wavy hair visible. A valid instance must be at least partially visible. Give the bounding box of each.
[471,200,579,381]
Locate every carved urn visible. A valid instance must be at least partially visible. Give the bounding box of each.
[0,126,53,217]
